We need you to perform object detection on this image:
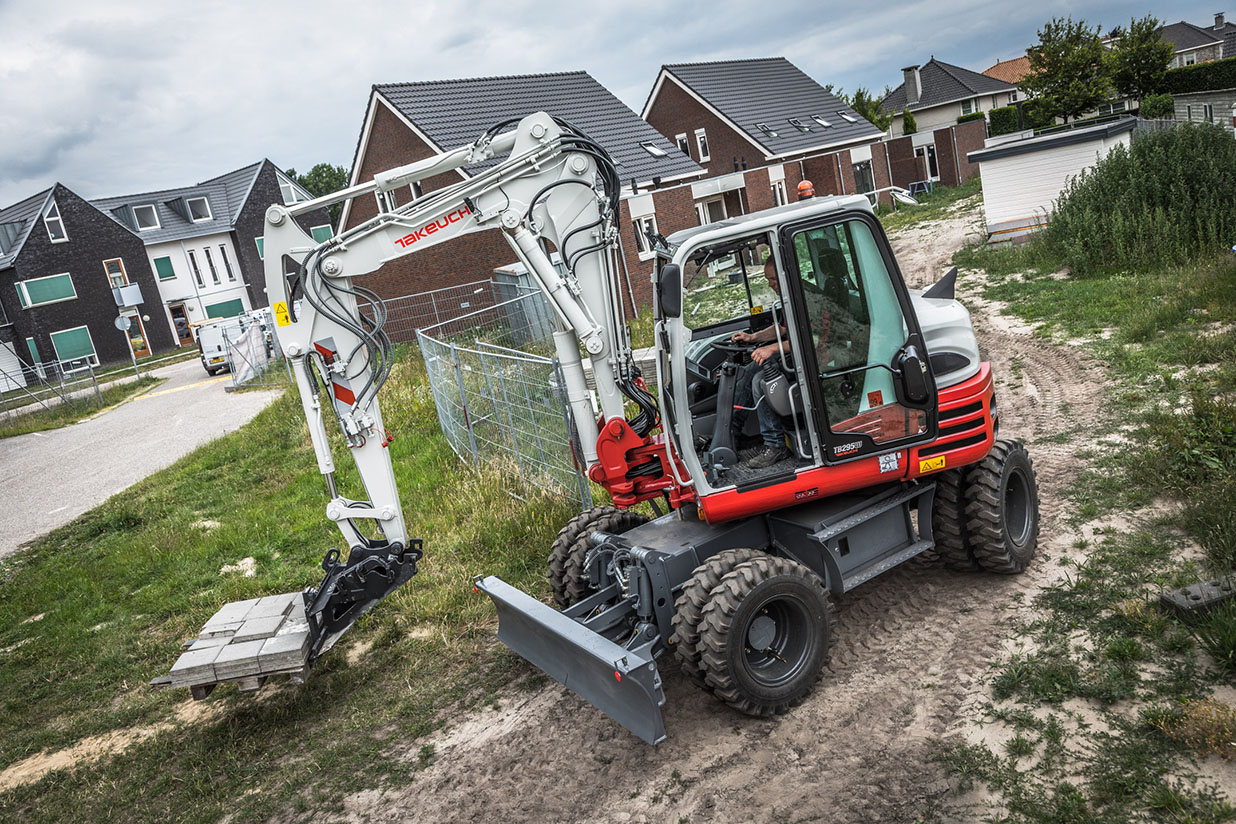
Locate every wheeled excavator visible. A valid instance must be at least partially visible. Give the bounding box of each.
[167,112,1039,745]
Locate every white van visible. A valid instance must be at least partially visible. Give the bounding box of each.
[192,309,272,376]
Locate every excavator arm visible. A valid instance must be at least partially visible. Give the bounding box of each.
[259,112,666,659]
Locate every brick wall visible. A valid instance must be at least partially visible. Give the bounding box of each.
[884,135,920,189]
[871,143,892,208]
[952,119,987,183]
[644,76,767,176]
[3,184,175,365]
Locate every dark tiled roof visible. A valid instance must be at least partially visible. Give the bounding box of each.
[91,161,271,244]
[655,57,883,156]
[1161,21,1223,52]
[881,58,1015,114]
[1225,29,1236,58]
[374,71,703,185]
[0,187,53,270]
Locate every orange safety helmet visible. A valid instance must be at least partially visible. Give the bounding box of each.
[796,179,815,199]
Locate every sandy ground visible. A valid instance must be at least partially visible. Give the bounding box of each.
[0,358,281,559]
[314,199,1121,824]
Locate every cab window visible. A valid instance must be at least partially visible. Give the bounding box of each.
[682,238,774,331]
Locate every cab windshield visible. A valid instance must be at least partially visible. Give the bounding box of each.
[681,235,775,331]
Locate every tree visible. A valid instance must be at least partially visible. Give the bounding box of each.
[826,85,894,131]
[1021,17,1111,122]
[902,109,918,135]
[284,163,349,226]
[1108,15,1174,101]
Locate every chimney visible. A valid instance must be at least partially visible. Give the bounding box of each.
[902,65,921,106]
[1216,12,1225,29]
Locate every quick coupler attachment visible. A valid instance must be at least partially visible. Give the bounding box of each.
[304,538,423,662]
[474,575,667,745]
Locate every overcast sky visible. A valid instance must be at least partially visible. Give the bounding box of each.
[0,0,1223,206]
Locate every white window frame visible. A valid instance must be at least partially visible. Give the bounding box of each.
[695,196,726,225]
[837,111,859,123]
[49,324,98,368]
[694,128,710,162]
[218,245,236,281]
[756,122,778,138]
[203,247,220,285]
[17,272,77,308]
[633,214,658,259]
[1185,52,1197,66]
[186,197,212,222]
[772,180,788,206]
[640,141,668,157]
[788,118,811,132]
[675,133,690,155]
[812,115,833,128]
[255,237,265,260]
[103,258,128,287]
[277,171,311,206]
[133,204,160,231]
[153,255,177,281]
[310,224,334,243]
[961,99,974,116]
[43,200,68,243]
[188,249,204,287]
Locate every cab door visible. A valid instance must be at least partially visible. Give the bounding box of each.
[777,210,937,464]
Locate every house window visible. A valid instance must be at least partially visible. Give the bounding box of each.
[960,99,977,116]
[219,245,235,281]
[675,133,690,155]
[103,258,127,287]
[788,118,811,132]
[26,337,39,366]
[187,197,212,221]
[310,225,333,243]
[837,111,859,123]
[153,256,176,280]
[696,197,726,225]
[16,273,76,308]
[133,204,160,231]
[695,128,710,162]
[255,237,265,260]
[852,160,875,194]
[49,325,98,366]
[772,180,788,206]
[1095,100,1129,116]
[915,144,939,180]
[204,298,244,319]
[203,247,220,285]
[640,141,668,157]
[812,115,833,128]
[1010,90,1019,103]
[756,122,779,138]
[633,215,658,256]
[277,172,309,205]
[1185,52,1197,66]
[43,200,67,243]
[188,250,204,287]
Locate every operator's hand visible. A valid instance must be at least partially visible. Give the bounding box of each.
[752,344,780,364]
[731,330,755,344]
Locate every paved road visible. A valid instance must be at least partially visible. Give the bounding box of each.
[0,359,282,559]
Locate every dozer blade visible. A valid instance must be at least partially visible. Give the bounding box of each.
[475,575,667,745]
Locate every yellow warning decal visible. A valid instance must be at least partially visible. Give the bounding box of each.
[750,305,764,314]
[919,456,946,474]
[273,301,291,327]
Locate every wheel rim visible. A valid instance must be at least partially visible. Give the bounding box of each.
[1004,466,1032,546]
[741,595,815,688]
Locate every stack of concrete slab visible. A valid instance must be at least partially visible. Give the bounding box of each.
[166,592,312,695]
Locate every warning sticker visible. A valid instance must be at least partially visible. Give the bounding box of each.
[878,452,900,473]
[273,301,291,327]
[867,390,883,408]
[919,456,946,474]
[750,305,764,315]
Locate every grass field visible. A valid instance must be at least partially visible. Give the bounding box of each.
[0,376,162,439]
[0,357,578,822]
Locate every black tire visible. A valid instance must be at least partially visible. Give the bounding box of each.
[671,549,762,686]
[697,556,831,716]
[547,507,649,607]
[932,468,981,571]
[965,440,1039,574]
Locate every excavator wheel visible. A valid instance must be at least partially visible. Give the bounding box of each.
[932,468,981,571]
[697,555,831,716]
[964,440,1039,574]
[547,507,649,607]
[672,548,762,687]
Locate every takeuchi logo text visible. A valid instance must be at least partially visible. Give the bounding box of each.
[394,207,471,248]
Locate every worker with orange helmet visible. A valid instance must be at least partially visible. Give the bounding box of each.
[797,179,815,199]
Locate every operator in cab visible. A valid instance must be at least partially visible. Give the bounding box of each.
[730,256,792,469]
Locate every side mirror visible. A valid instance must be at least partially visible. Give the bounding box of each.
[897,345,929,404]
[657,263,682,319]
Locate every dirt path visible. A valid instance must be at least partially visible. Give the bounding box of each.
[335,199,1108,824]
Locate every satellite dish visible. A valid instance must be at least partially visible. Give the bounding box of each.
[114,315,131,331]
[892,189,920,206]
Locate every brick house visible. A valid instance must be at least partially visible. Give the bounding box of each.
[0,184,175,386]
[339,71,705,310]
[92,161,332,347]
[641,57,885,215]
[1161,15,1235,67]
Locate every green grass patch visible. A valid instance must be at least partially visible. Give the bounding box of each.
[0,376,162,439]
[877,177,983,233]
[0,355,579,822]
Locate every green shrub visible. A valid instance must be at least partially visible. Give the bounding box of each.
[902,109,917,135]
[1042,123,1236,273]
[989,105,1020,135]
[1162,56,1236,94]
[957,111,985,125]
[1140,92,1175,119]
